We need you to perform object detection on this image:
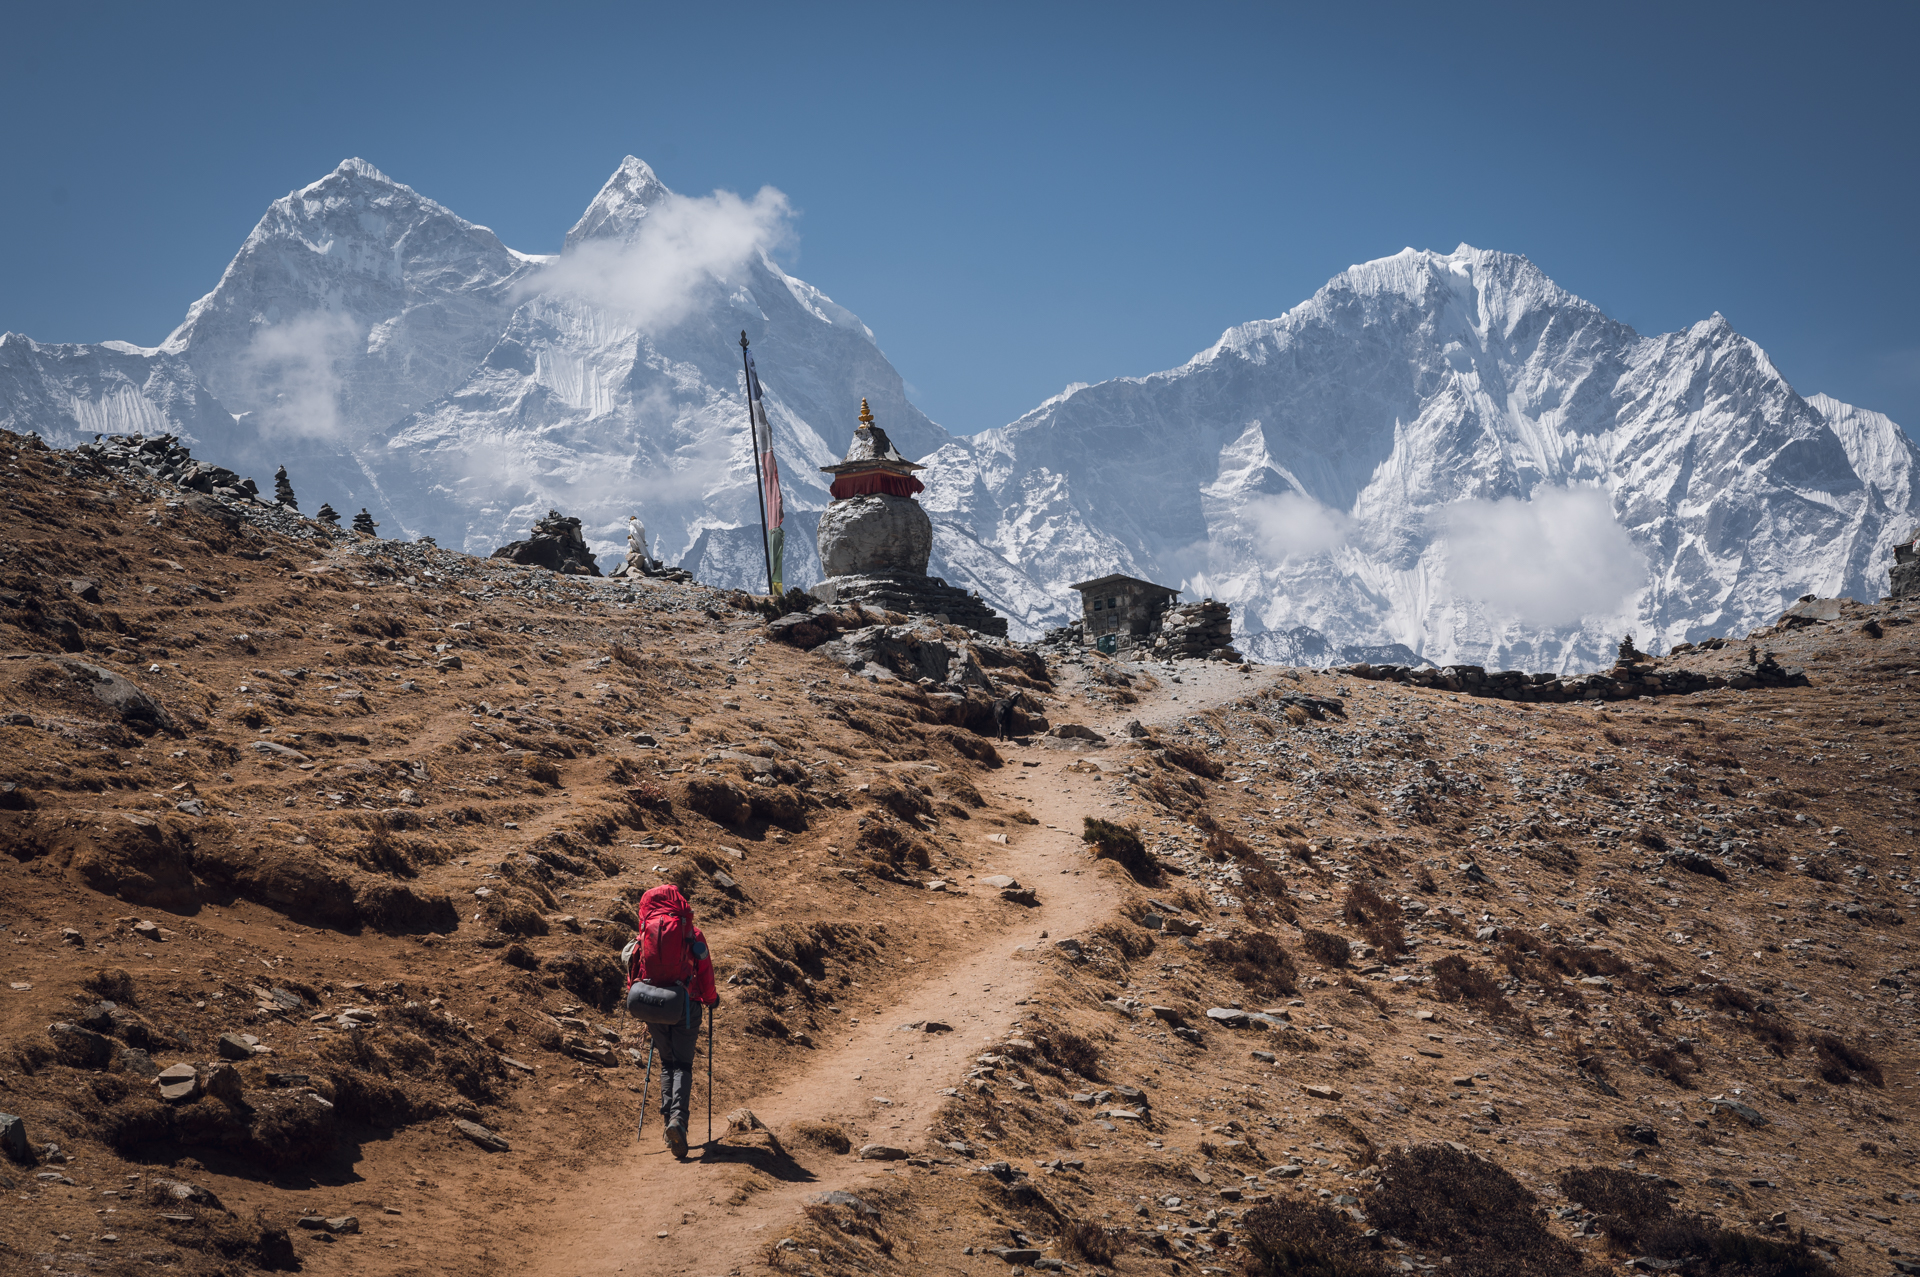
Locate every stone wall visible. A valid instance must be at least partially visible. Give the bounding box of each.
[1343,655,1807,702]
[1155,600,1235,659]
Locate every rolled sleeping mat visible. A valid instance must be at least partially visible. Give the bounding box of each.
[626,980,688,1025]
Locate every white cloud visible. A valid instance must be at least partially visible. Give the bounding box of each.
[532,186,793,332]
[235,311,363,440]
[1443,486,1644,625]
[1240,491,1353,562]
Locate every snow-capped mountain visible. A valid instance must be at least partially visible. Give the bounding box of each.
[925,246,1920,668]
[3,163,1915,663]
[0,157,1063,634]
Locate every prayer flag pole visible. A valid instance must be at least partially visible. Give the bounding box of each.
[740,331,777,597]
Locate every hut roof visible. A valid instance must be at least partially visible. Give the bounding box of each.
[1068,573,1181,596]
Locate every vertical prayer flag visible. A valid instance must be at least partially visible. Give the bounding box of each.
[744,346,785,594]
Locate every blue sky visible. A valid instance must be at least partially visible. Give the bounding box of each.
[4,2,1916,435]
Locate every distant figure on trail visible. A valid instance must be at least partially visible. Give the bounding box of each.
[623,884,718,1159]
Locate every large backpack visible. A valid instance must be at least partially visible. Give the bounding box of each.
[633,899,694,988]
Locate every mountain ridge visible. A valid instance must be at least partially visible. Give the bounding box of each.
[1,172,1915,658]
[925,243,1919,666]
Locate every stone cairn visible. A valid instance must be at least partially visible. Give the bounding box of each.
[316,503,341,527]
[1891,529,1920,601]
[273,465,298,510]
[808,400,1007,636]
[1154,599,1238,660]
[352,508,379,537]
[75,434,263,503]
[491,509,600,576]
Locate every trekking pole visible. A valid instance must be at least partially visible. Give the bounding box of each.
[637,1037,655,1138]
[706,1003,715,1146]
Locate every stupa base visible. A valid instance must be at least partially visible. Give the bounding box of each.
[808,572,1008,637]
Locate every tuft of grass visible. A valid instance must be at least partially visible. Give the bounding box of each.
[1042,1029,1102,1080]
[1092,920,1155,960]
[1341,880,1408,958]
[1081,817,1158,884]
[1810,1032,1884,1086]
[1205,929,1300,999]
[1062,1219,1117,1267]
[1746,1011,1798,1056]
[788,1120,852,1154]
[1372,1144,1587,1276]
[1241,1198,1385,1277]
[80,967,136,1005]
[1556,1166,1669,1246]
[1429,955,1513,1017]
[1300,928,1350,969]
[1155,739,1224,780]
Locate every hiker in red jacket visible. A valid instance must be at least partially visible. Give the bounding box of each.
[623,884,718,1158]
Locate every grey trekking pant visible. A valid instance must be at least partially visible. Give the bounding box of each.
[648,1001,703,1134]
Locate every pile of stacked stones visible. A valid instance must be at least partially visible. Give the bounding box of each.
[74,434,275,505]
[1340,653,1807,702]
[1154,600,1237,660]
[491,509,601,577]
[1892,530,1920,601]
[1040,620,1084,647]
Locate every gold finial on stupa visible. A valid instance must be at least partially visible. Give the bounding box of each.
[858,398,875,426]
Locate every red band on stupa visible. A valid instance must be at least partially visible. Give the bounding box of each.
[830,471,926,500]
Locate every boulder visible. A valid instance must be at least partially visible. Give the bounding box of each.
[0,1112,31,1163]
[41,658,180,736]
[48,1022,113,1069]
[808,1190,879,1217]
[203,1063,243,1104]
[151,1177,223,1209]
[1707,1097,1768,1127]
[492,509,601,576]
[156,1063,201,1103]
[217,1032,257,1060]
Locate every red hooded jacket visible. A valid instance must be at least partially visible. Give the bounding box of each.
[632,884,717,1006]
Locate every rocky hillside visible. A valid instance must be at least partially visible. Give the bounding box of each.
[1,429,1915,1277]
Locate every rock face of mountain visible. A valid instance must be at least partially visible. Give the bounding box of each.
[925,246,1920,667]
[3,169,1915,661]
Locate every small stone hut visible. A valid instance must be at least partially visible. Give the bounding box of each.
[1070,574,1181,642]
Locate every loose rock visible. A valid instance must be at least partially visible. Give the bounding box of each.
[453,1118,510,1152]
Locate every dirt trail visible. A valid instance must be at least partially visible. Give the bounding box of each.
[499,667,1282,1277]
[514,775,1105,1277]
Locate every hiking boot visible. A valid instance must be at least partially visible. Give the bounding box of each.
[664,1124,688,1159]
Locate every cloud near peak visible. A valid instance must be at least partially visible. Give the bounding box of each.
[530,185,794,332]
